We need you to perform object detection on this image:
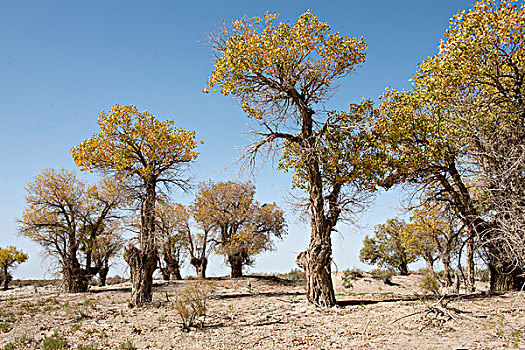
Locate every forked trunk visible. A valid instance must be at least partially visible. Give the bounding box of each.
[124,244,157,306]
[190,257,207,279]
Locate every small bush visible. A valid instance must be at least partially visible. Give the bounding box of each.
[370,269,395,285]
[106,275,127,285]
[175,282,213,331]
[341,268,364,289]
[279,268,306,285]
[419,272,441,295]
[119,340,137,350]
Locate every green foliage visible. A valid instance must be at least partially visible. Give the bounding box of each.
[77,343,98,350]
[175,282,213,330]
[359,218,416,275]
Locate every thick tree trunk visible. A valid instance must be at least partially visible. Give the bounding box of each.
[296,112,337,308]
[2,266,9,290]
[98,265,109,287]
[486,240,525,291]
[228,253,244,278]
[398,261,409,276]
[63,262,88,293]
[424,254,434,274]
[124,177,158,307]
[124,244,157,306]
[168,263,182,280]
[489,262,525,292]
[296,247,335,308]
[190,257,207,279]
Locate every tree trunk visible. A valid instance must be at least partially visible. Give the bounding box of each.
[228,253,244,278]
[168,263,182,280]
[124,177,158,307]
[159,266,170,280]
[63,262,88,293]
[98,265,109,287]
[2,266,9,290]
[398,260,409,276]
[124,244,157,306]
[486,240,525,291]
[465,228,476,293]
[424,254,434,274]
[297,118,337,307]
[190,257,207,279]
[296,248,336,308]
[441,254,453,287]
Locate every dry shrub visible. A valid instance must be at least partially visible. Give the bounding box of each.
[175,282,214,331]
[341,268,364,289]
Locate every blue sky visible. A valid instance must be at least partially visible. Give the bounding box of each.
[1,0,475,279]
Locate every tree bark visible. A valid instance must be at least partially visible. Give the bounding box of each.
[124,244,157,306]
[63,261,88,293]
[190,257,207,279]
[168,263,182,280]
[124,177,158,307]
[398,261,409,276]
[465,228,476,293]
[2,266,9,290]
[296,248,336,308]
[159,266,171,280]
[441,254,453,288]
[296,109,337,308]
[98,265,109,287]
[228,253,244,278]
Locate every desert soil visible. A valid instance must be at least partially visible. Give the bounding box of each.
[0,273,523,349]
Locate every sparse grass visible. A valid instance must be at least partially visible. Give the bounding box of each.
[77,343,98,350]
[118,340,136,350]
[41,331,69,350]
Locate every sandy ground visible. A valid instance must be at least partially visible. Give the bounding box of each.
[0,273,523,349]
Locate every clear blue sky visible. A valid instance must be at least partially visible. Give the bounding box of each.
[1,0,475,279]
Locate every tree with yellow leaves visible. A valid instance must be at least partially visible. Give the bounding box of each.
[18,169,127,292]
[0,246,28,290]
[377,0,525,291]
[193,181,286,278]
[71,105,200,306]
[206,11,371,306]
